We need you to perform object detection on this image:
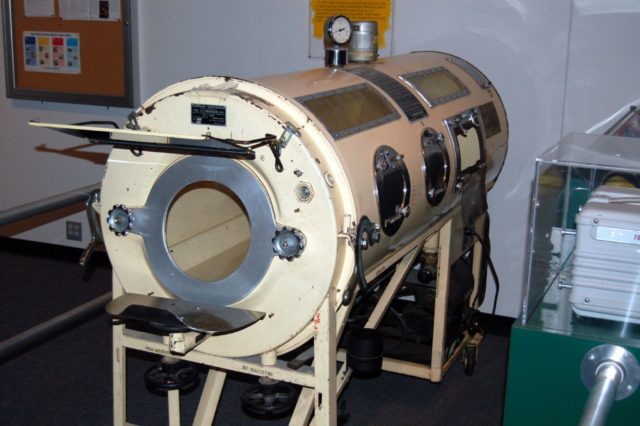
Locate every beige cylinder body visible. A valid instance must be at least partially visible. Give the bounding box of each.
[101,51,508,357]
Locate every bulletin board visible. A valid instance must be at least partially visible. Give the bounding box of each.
[2,0,134,107]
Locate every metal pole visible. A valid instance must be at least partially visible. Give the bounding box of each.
[579,345,640,426]
[0,292,112,363]
[0,183,100,227]
[579,363,623,426]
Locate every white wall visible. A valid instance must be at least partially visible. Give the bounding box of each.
[1,0,637,317]
[0,82,126,247]
[562,0,640,134]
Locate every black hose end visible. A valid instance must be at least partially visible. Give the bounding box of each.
[342,289,353,306]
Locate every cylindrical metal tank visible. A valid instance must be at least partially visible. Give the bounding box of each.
[100,51,508,357]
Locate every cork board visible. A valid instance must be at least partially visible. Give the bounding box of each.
[2,0,134,106]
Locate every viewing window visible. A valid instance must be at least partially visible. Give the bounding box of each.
[297,83,399,139]
[401,67,469,107]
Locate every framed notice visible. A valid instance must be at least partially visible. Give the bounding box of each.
[2,0,134,107]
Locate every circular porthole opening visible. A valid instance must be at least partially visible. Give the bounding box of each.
[165,181,251,282]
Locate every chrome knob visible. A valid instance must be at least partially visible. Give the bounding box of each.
[107,205,134,236]
[272,227,306,260]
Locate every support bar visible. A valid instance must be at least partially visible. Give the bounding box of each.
[579,363,623,426]
[0,292,112,363]
[0,183,100,227]
[579,345,640,426]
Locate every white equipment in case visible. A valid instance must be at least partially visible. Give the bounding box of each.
[572,185,640,323]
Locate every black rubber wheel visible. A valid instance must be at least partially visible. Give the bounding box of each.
[144,360,199,393]
[462,344,478,376]
[241,380,298,418]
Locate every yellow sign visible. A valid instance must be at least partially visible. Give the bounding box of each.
[310,0,392,48]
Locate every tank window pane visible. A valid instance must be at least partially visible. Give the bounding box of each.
[479,101,501,139]
[401,67,470,107]
[296,83,400,139]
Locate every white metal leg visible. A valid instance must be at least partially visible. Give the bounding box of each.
[430,218,453,382]
[313,293,337,426]
[469,214,486,307]
[193,369,227,426]
[113,326,127,426]
[289,388,315,426]
[112,274,127,426]
[168,390,180,426]
[365,245,422,329]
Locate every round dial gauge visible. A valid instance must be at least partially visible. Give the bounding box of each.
[326,15,352,45]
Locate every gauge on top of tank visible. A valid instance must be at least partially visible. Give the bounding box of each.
[325,15,352,45]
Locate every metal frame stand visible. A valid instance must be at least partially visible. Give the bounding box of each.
[111,211,485,425]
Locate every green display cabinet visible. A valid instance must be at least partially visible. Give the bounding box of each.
[503,134,640,425]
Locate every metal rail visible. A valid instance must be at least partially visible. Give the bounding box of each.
[580,362,624,426]
[579,345,640,426]
[0,183,100,227]
[0,292,112,363]
[0,182,109,364]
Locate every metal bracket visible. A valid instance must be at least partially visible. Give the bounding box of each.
[169,331,207,355]
[125,111,141,130]
[453,108,480,136]
[338,215,356,244]
[79,189,104,269]
[278,122,301,149]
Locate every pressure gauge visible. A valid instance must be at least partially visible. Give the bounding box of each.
[325,15,352,45]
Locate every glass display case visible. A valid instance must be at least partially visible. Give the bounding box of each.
[505,133,640,426]
[522,133,640,339]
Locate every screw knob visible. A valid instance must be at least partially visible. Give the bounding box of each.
[107,205,133,236]
[272,227,306,260]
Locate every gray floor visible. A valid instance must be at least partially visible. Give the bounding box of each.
[0,239,511,425]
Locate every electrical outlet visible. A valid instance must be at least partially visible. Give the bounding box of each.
[66,221,82,241]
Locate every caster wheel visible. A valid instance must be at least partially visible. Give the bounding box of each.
[462,343,478,376]
[241,377,299,419]
[144,359,199,393]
